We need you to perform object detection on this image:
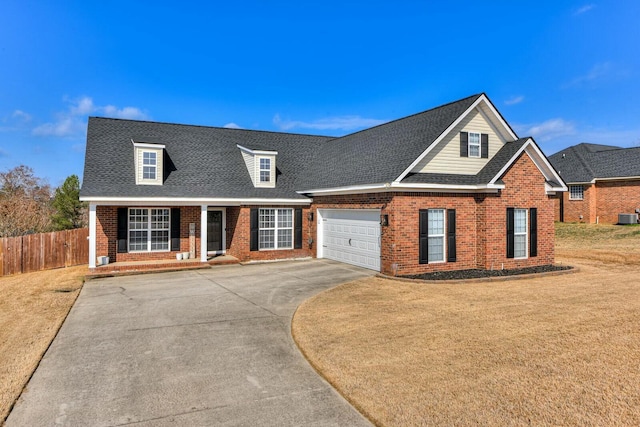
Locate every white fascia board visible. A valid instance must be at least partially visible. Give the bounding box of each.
[297,183,389,196]
[131,140,166,149]
[236,144,278,156]
[488,138,568,191]
[390,181,504,193]
[79,197,311,206]
[476,96,518,141]
[593,176,640,182]
[297,181,503,196]
[395,94,488,183]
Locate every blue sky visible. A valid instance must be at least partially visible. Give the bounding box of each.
[1,1,638,186]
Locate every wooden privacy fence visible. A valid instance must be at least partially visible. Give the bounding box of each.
[0,228,89,276]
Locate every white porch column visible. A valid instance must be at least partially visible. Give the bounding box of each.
[200,205,208,262]
[88,204,97,268]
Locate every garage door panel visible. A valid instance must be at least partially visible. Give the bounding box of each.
[320,210,380,271]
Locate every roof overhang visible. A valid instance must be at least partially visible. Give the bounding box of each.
[237,144,278,156]
[297,181,504,197]
[488,138,567,194]
[131,139,166,150]
[80,197,311,206]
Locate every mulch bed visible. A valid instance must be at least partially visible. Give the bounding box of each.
[402,265,573,281]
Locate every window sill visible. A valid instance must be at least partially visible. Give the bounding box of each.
[258,247,294,251]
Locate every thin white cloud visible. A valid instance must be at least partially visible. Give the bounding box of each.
[504,96,524,106]
[33,96,149,137]
[564,62,612,88]
[223,122,242,129]
[273,114,386,132]
[516,118,577,141]
[12,110,32,123]
[574,4,595,15]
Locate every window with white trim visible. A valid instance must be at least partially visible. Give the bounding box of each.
[428,209,445,262]
[128,208,170,252]
[142,151,157,180]
[569,185,584,200]
[514,208,527,258]
[259,208,292,249]
[259,158,271,183]
[468,132,481,158]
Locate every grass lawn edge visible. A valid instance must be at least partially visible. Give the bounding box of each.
[1,273,86,425]
[291,295,380,427]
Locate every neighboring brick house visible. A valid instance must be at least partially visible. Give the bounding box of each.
[80,93,566,275]
[549,143,640,224]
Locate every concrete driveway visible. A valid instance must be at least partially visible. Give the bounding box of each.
[7,259,375,426]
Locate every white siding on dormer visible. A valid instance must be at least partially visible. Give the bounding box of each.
[241,151,256,185]
[411,108,507,175]
[135,146,164,185]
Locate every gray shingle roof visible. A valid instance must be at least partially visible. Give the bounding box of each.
[295,94,482,189]
[548,143,640,183]
[81,119,330,199]
[81,93,533,200]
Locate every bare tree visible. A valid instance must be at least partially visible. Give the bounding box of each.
[0,165,53,237]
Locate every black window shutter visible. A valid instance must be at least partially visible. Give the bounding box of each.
[506,208,515,259]
[171,208,180,251]
[460,132,468,157]
[529,208,538,257]
[481,133,489,158]
[294,208,303,249]
[419,210,429,264]
[117,208,128,253]
[447,209,457,262]
[250,208,259,251]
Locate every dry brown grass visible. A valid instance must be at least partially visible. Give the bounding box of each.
[293,224,640,426]
[0,266,86,423]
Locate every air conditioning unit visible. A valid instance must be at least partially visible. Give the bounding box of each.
[618,213,638,225]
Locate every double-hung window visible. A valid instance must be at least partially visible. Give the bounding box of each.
[513,208,527,258]
[569,185,583,200]
[128,208,170,252]
[427,209,445,262]
[259,208,292,249]
[142,151,157,180]
[468,132,481,158]
[259,158,271,183]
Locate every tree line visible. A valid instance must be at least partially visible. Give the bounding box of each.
[0,165,87,237]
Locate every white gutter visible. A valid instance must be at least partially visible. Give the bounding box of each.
[297,181,504,196]
[79,197,312,206]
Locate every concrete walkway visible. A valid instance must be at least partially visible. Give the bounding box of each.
[7,259,375,426]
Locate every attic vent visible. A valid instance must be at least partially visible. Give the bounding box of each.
[618,213,638,225]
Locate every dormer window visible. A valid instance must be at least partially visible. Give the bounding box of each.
[132,139,165,185]
[237,144,277,188]
[143,151,157,180]
[259,158,271,183]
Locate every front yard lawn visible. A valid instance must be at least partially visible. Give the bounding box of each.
[0,266,86,423]
[293,224,640,425]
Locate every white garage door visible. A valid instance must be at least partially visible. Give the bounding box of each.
[319,209,381,271]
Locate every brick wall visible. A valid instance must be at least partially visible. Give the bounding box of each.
[226,205,313,261]
[595,180,640,224]
[478,153,555,269]
[561,184,596,223]
[96,206,201,263]
[313,151,556,276]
